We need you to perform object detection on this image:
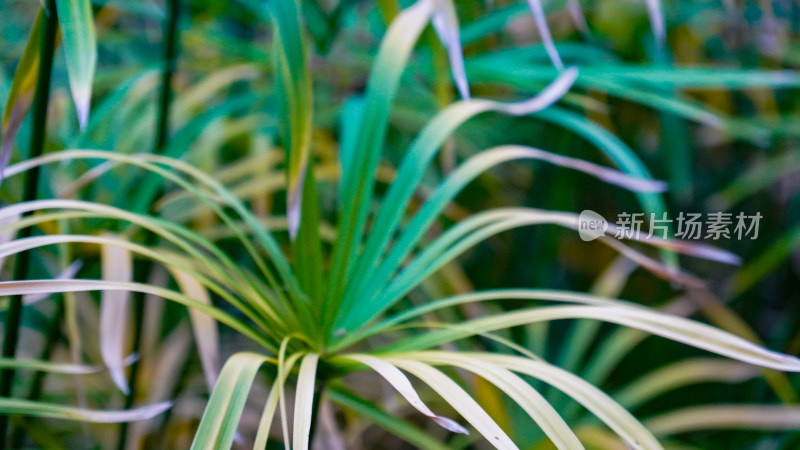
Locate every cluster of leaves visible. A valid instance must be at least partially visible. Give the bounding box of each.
[1,0,799,448]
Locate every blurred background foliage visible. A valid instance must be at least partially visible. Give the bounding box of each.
[1,0,800,448]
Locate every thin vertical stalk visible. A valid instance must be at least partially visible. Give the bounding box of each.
[154,0,180,153]
[116,0,179,448]
[0,0,59,446]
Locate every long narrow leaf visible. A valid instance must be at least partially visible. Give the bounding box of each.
[384,305,800,372]
[1,9,59,181]
[614,358,759,409]
[0,358,102,375]
[340,69,579,329]
[409,352,583,449]
[386,358,517,450]
[327,386,451,450]
[0,279,270,349]
[55,0,97,127]
[459,353,661,450]
[524,0,563,69]
[0,212,21,270]
[432,0,470,99]
[645,405,800,435]
[190,352,274,449]
[325,0,436,329]
[270,0,313,239]
[342,354,468,434]
[169,268,220,390]
[0,398,170,423]
[100,235,133,394]
[292,353,319,450]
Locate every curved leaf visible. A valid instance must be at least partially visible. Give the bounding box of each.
[615,358,759,409]
[407,352,584,449]
[0,398,170,423]
[443,353,662,450]
[293,353,319,450]
[342,354,468,434]
[385,305,800,372]
[190,352,275,449]
[100,235,133,394]
[645,405,800,435]
[386,358,517,450]
[169,268,220,390]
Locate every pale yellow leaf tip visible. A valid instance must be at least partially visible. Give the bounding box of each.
[73,86,91,130]
[432,416,470,435]
[94,401,172,422]
[287,189,301,241]
[110,369,130,395]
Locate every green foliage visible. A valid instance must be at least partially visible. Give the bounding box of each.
[1,0,800,448]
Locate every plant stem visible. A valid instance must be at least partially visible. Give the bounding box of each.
[116,0,180,448]
[155,0,180,153]
[0,0,59,446]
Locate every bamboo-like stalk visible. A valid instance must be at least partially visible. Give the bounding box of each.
[0,0,59,446]
[116,0,180,448]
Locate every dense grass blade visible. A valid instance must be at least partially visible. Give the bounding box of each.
[292,353,319,450]
[342,354,468,434]
[342,134,682,328]
[54,0,97,127]
[0,279,270,349]
[361,288,643,339]
[385,305,800,372]
[466,55,800,88]
[644,0,666,47]
[411,352,584,449]
[100,236,133,394]
[190,352,274,449]
[270,0,314,239]
[252,379,281,449]
[0,398,170,423]
[460,353,662,450]
[524,0,563,70]
[467,60,771,142]
[5,150,301,328]
[1,10,43,181]
[337,96,365,200]
[0,213,21,270]
[0,358,103,375]
[293,167,325,310]
[21,260,82,305]
[327,386,451,450]
[386,358,518,450]
[0,4,59,442]
[645,405,800,435]
[614,359,759,409]
[324,0,436,333]
[336,207,736,346]
[169,269,220,390]
[431,0,470,99]
[566,0,590,39]
[535,106,669,231]
[340,69,578,331]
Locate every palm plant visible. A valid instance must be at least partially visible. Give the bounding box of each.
[2,0,800,448]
